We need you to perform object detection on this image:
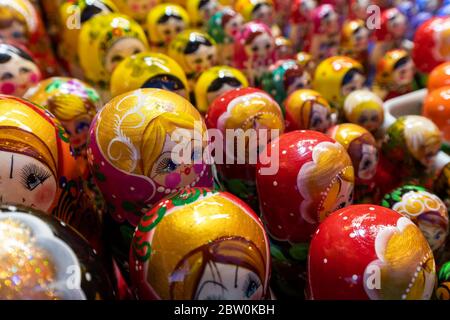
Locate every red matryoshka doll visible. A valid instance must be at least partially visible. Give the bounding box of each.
[87,89,214,258]
[308,204,436,300]
[261,59,311,107]
[370,7,409,67]
[78,13,149,101]
[130,187,271,300]
[0,95,92,239]
[348,0,370,20]
[343,89,384,136]
[327,123,379,203]
[205,87,284,209]
[207,7,244,65]
[256,130,355,244]
[381,185,449,254]
[305,4,341,62]
[284,89,333,133]
[340,19,369,69]
[423,86,450,144]
[379,115,442,194]
[0,204,116,300]
[428,62,450,92]
[373,49,415,101]
[233,22,275,87]
[0,42,42,97]
[289,0,317,51]
[412,16,450,75]
[272,0,292,30]
[312,56,366,113]
[0,0,58,76]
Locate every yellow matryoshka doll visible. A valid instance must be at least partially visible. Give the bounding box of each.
[59,0,119,78]
[0,95,99,242]
[313,56,366,115]
[186,0,221,28]
[110,52,189,99]
[146,4,190,54]
[194,65,248,114]
[168,29,217,90]
[340,19,369,69]
[78,13,149,101]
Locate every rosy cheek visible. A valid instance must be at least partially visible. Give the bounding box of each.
[1,82,16,95]
[32,185,55,208]
[193,164,203,174]
[165,172,181,188]
[29,73,40,83]
[132,3,139,10]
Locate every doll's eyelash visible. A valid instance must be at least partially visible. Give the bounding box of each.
[20,163,51,191]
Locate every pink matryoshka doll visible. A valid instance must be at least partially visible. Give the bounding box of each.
[289,0,316,51]
[308,204,436,300]
[233,21,276,87]
[304,4,341,62]
[87,89,214,258]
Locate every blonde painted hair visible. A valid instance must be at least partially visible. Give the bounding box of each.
[47,94,94,121]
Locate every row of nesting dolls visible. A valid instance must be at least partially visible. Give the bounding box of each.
[0,55,450,299]
[0,84,449,300]
[1,0,449,103]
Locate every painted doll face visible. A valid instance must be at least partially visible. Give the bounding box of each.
[195,262,263,300]
[341,72,365,97]
[0,151,57,211]
[128,0,156,15]
[0,52,40,96]
[300,0,316,16]
[224,15,244,38]
[387,12,407,38]
[318,174,353,220]
[357,109,381,132]
[0,19,27,42]
[357,143,378,180]
[156,17,186,43]
[185,44,216,73]
[61,115,91,151]
[321,9,339,34]
[252,4,273,26]
[150,134,204,189]
[352,0,370,19]
[309,102,331,132]
[418,216,447,251]
[393,58,414,86]
[245,33,274,60]
[352,27,369,51]
[105,37,147,73]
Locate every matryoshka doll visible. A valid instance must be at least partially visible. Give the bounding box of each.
[205,87,284,209]
[343,89,384,136]
[130,187,271,300]
[373,49,415,101]
[327,123,379,203]
[0,0,58,76]
[234,0,277,34]
[296,51,315,76]
[381,185,449,254]
[412,16,450,75]
[340,19,369,69]
[0,95,92,240]
[187,0,220,28]
[78,13,149,101]
[233,22,275,87]
[87,89,213,266]
[0,204,116,300]
[168,29,217,90]
[348,0,370,20]
[261,59,311,108]
[194,65,248,114]
[305,4,340,62]
[308,204,436,300]
[0,42,42,96]
[284,89,333,133]
[59,0,119,78]
[146,3,190,54]
[312,56,366,114]
[379,115,442,195]
[428,62,450,92]
[370,7,409,67]
[423,86,450,144]
[289,0,316,52]
[112,0,160,24]
[110,52,189,99]
[207,7,244,65]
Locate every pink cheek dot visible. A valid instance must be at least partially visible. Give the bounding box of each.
[193,164,203,174]
[29,73,40,83]
[1,82,16,95]
[165,172,181,188]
